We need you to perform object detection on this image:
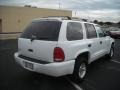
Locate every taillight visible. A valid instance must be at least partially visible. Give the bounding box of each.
[54,47,65,62]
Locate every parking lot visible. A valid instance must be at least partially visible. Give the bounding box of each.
[0,39,120,90]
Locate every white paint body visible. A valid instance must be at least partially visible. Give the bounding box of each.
[14,19,114,77]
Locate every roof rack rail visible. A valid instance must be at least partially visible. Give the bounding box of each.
[43,16,71,20]
[40,16,89,22]
[71,17,88,22]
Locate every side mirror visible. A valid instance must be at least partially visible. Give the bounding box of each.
[104,31,110,36]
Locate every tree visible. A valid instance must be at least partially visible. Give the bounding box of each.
[82,19,88,22]
[104,22,112,25]
[24,5,37,8]
[93,20,98,24]
[98,22,104,26]
[117,21,120,25]
[24,5,32,7]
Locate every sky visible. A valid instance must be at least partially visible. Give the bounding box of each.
[0,0,120,22]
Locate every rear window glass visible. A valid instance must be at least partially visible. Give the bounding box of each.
[20,21,62,41]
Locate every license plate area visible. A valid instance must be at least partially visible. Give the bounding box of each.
[23,61,34,70]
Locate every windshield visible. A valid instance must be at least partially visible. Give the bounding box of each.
[20,21,62,41]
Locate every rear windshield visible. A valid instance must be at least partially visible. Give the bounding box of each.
[20,21,62,41]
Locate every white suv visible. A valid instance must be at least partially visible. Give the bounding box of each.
[14,17,114,82]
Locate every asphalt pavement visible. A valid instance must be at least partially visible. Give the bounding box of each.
[0,39,120,90]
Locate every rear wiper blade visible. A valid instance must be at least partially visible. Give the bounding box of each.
[31,35,36,42]
[38,37,50,40]
[30,35,50,41]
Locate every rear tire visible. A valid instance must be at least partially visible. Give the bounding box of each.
[72,56,88,82]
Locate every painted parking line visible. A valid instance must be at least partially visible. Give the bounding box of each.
[65,77,83,90]
[97,60,120,71]
[84,79,97,90]
[111,60,120,64]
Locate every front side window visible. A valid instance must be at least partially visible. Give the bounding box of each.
[85,23,97,39]
[95,26,105,37]
[20,21,62,41]
[67,22,83,41]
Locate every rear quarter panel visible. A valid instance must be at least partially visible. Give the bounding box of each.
[57,40,90,61]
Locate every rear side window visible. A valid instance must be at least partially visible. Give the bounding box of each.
[67,22,83,41]
[85,23,97,39]
[20,21,62,41]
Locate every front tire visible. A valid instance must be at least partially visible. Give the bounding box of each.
[73,56,87,82]
[106,45,114,59]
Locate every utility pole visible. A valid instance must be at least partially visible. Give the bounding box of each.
[74,10,77,17]
[59,2,61,9]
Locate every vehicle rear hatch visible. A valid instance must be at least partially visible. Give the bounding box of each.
[18,20,62,62]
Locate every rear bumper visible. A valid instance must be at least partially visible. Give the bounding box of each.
[14,52,75,77]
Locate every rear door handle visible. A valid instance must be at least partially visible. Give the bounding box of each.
[100,41,102,44]
[28,49,33,52]
[88,44,92,47]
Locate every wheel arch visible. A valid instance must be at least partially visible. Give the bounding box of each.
[75,51,90,64]
[110,38,115,47]
[111,42,115,47]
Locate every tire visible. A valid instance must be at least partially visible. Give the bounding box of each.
[72,56,88,82]
[106,45,114,59]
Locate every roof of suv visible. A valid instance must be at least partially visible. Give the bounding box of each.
[32,17,97,26]
[33,16,71,21]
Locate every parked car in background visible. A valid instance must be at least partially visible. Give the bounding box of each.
[109,31,120,39]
